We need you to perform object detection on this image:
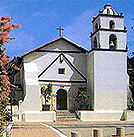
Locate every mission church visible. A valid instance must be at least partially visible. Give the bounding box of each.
[12,3,133,122]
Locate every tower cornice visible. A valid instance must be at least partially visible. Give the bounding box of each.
[88,48,128,54]
[92,14,124,23]
[90,28,127,37]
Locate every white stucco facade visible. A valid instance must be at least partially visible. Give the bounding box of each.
[91,51,127,111]
[13,3,130,122]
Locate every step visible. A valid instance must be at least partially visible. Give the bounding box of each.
[56,116,79,120]
[57,115,76,118]
[56,118,79,122]
[56,110,79,122]
[56,113,76,116]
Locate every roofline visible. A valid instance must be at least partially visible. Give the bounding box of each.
[38,80,87,83]
[19,36,88,58]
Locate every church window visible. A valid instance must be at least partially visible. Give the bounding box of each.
[109,20,115,29]
[109,34,117,50]
[107,9,110,15]
[93,37,97,48]
[95,23,98,31]
[58,68,65,74]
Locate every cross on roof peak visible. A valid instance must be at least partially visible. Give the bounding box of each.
[56,26,64,37]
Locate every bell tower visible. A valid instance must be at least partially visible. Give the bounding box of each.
[91,3,127,50]
[87,4,128,120]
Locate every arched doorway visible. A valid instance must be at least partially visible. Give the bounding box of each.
[56,89,67,110]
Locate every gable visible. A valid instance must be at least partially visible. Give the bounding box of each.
[37,53,87,83]
[39,38,86,52]
[21,37,88,63]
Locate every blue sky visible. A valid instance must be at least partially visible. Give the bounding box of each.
[0,0,134,58]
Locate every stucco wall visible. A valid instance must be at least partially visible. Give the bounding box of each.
[100,16,124,30]
[94,51,127,110]
[77,110,123,121]
[92,15,126,50]
[23,40,87,82]
[100,31,126,49]
[17,39,87,113]
[19,62,41,112]
[92,31,126,50]
[21,85,41,112]
[22,111,56,122]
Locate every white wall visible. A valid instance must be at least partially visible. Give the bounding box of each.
[92,15,126,50]
[18,39,88,113]
[20,62,41,112]
[100,31,127,49]
[92,31,126,50]
[93,51,127,110]
[100,16,124,30]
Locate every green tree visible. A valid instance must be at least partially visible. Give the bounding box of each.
[74,87,90,110]
[41,83,52,104]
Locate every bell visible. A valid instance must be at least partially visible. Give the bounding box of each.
[110,41,114,47]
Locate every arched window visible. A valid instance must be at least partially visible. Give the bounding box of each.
[109,20,115,29]
[93,37,97,48]
[109,34,117,50]
[95,23,98,31]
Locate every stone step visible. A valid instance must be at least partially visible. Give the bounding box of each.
[57,115,76,118]
[56,114,76,117]
[56,110,79,122]
[56,110,74,113]
[56,118,79,122]
[56,113,76,116]
[56,111,71,113]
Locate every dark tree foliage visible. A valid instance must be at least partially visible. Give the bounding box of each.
[127,56,134,109]
[74,87,90,110]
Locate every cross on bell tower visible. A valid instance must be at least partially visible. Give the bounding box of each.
[57,26,64,37]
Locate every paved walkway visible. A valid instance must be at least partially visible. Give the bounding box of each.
[10,121,134,137]
[10,122,61,137]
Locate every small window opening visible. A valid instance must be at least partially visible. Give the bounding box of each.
[95,23,98,31]
[93,37,97,48]
[110,20,115,29]
[58,68,65,74]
